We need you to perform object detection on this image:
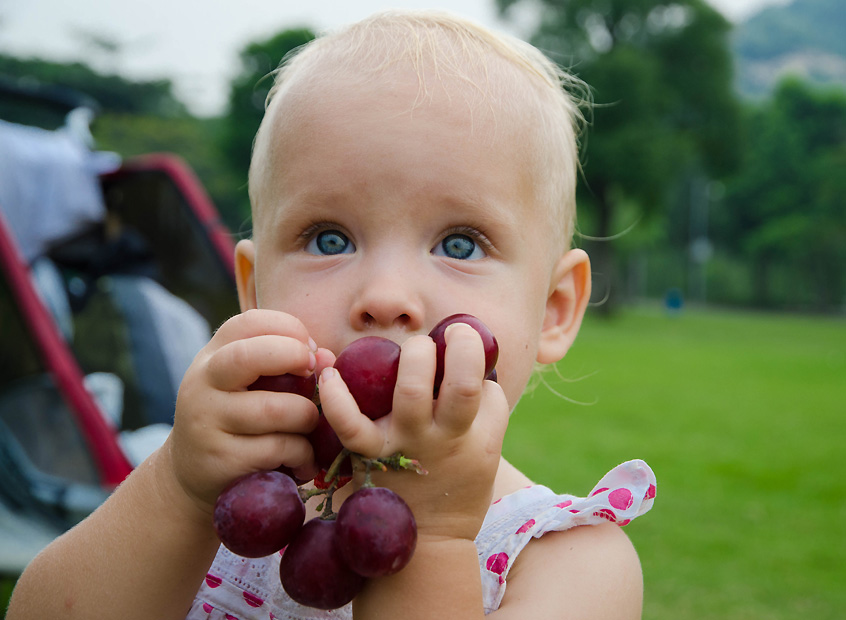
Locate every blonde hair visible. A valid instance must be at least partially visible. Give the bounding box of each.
[249,9,589,249]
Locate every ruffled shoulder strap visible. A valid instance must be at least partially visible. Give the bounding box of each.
[475,459,657,613]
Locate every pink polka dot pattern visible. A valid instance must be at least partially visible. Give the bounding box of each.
[486,552,509,585]
[609,488,634,511]
[593,508,617,522]
[486,552,509,574]
[476,459,656,614]
[242,591,263,608]
[645,483,657,500]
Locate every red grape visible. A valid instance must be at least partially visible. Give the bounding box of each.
[308,413,352,476]
[334,337,400,420]
[247,372,317,400]
[213,471,305,558]
[428,314,498,396]
[335,486,417,578]
[279,518,366,610]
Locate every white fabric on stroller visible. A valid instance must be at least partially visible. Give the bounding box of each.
[0,117,119,263]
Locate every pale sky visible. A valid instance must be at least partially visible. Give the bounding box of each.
[1,0,789,116]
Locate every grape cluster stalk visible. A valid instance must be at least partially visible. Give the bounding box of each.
[212,315,498,610]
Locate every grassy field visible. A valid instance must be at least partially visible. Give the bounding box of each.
[503,306,846,619]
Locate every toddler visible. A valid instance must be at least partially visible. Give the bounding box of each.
[7,9,655,620]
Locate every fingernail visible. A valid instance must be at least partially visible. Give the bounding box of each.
[308,337,318,352]
[444,323,466,337]
[308,351,317,371]
[320,366,336,381]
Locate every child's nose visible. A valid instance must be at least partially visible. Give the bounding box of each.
[349,262,424,332]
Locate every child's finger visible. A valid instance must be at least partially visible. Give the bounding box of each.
[227,431,317,474]
[219,391,319,436]
[318,366,384,457]
[433,323,485,436]
[207,335,316,391]
[390,335,437,433]
[476,380,510,446]
[212,308,313,347]
[313,347,336,376]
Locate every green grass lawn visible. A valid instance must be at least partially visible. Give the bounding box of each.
[503,306,846,619]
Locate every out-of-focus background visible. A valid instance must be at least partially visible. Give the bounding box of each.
[1,0,843,618]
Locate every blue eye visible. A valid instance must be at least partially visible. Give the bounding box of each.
[434,233,485,260]
[306,230,354,255]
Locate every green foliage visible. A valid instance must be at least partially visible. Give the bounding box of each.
[506,307,846,619]
[717,77,846,310]
[221,28,316,225]
[0,54,187,118]
[1,576,14,618]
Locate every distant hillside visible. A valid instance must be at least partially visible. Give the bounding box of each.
[732,0,846,96]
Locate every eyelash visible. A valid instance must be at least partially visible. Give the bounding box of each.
[298,221,348,246]
[439,225,494,254]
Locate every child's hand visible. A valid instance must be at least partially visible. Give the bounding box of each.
[166,309,327,517]
[319,323,510,541]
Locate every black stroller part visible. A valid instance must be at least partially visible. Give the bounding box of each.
[99,163,240,330]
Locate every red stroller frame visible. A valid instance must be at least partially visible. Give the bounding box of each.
[0,211,133,486]
[0,82,240,573]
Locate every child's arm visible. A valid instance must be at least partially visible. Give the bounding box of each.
[7,309,323,620]
[6,445,222,620]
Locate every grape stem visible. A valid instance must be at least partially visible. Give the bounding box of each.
[326,448,352,483]
[306,449,427,518]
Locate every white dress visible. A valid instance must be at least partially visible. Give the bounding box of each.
[187,459,656,619]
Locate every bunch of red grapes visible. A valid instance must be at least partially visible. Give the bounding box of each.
[213,314,498,610]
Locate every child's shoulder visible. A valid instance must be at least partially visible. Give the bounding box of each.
[502,521,643,618]
[483,459,656,617]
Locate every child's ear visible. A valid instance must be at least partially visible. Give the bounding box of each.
[536,248,591,365]
[234,239,258,312]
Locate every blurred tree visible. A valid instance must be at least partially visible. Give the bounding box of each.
[221,28,316,227]
[496,0,742,312]
[0,54,187,118]
[717,77,846,311]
